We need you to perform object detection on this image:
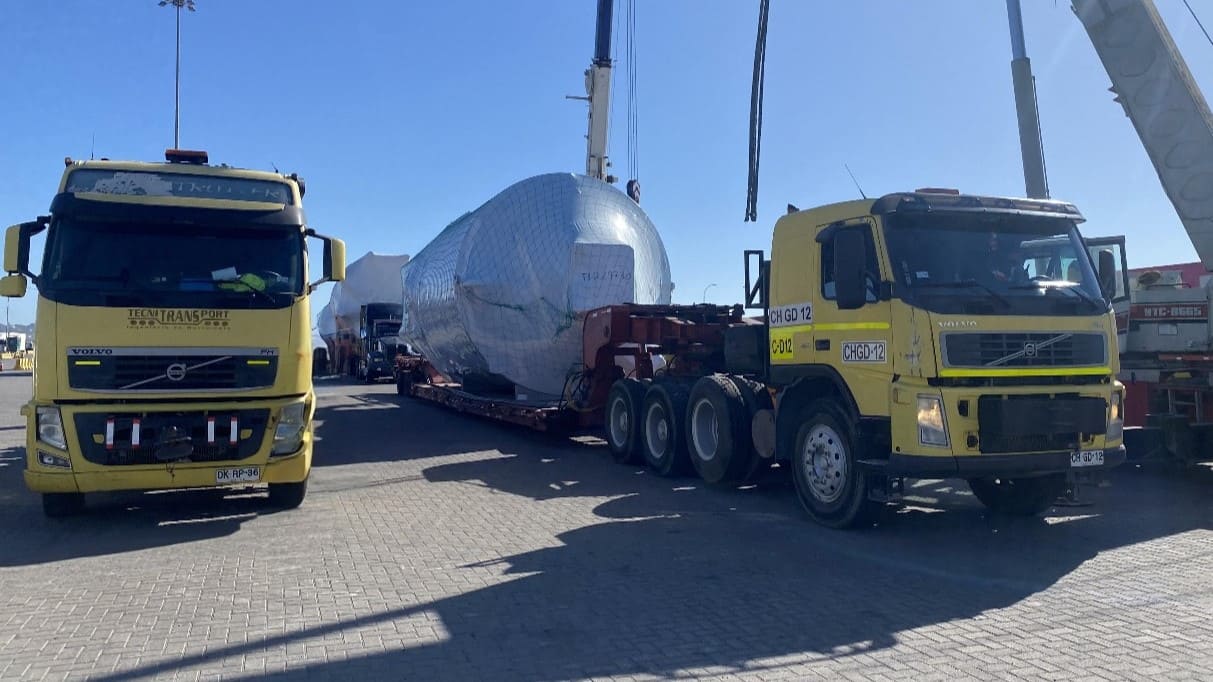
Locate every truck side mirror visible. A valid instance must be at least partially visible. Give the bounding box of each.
[1097,249,1117,299]
[325,237,346,283]
[744,249,768,309]
[306,230,346,292]
[0,275,27,298]
[4,224,23,274]
[4,221,40,278]
[833,229,867,310]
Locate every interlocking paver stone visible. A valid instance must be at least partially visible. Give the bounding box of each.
[2,379,1212,680]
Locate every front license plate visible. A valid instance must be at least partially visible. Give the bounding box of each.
[215,466,261,484]
[1070,450,1104,468]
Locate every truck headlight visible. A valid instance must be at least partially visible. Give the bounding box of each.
[1107,391,1123,442]
[271,401,308,456]
[917,396,949,447]
[36,406,67,450]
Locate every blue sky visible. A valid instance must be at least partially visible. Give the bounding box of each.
[2,1,1212,328]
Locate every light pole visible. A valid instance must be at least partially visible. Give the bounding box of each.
[701,283,717,304]
[159,0,196,149]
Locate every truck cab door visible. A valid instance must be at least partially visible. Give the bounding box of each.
[1085,235,1130,346]
[811,218,892,385]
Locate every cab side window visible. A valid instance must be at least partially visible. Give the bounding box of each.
[821,227,880,302]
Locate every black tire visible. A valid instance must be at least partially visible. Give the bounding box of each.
[641,381,691,476]
[789,400,877,528]
[42,492,84,518]
[967,475,1064,516]
[268,478,308,509]
[686,375,751,485]
[605,378,648,464]
[728,375,775,482]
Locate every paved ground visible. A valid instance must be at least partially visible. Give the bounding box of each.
[1,375,1212,681]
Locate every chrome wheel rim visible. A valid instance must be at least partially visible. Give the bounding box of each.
[607,395,629,448]
[801,424,847,504]
[690,398,719,462]
[645,402,669,460]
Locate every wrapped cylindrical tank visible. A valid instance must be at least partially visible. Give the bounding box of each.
[399,173,673,399]
[328,252,411,335]
[322,252,409,376]
[316,302,337,351]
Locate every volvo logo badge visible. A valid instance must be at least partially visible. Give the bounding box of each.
[165,363,188,382]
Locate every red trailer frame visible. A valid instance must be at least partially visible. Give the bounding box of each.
[396,303,748,432]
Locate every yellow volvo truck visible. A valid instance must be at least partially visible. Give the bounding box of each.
[0,150,346,517]
[593,189,1126,528]
[746,189,1126,526]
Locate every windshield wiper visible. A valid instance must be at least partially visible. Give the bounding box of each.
[915,280,1010,308]
[1010,281,1105,310]
[212,278,277,305]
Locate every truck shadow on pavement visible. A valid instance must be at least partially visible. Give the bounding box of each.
[94,461,1213,682]
[0,445,282,567]
[90,433,1213,681]
[311,389,598,467]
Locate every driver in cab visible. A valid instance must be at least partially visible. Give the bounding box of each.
[985,232,1027,284]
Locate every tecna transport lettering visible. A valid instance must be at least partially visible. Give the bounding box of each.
[128,309,231,328]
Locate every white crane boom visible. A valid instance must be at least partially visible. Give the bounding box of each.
[1074,0,1213,270]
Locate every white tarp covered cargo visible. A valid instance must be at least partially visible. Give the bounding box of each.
[399,173,673,399]
[316,302,336,344]
[326,252,410,333]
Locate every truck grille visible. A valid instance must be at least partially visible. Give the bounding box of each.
[73,409,270,466]
[67,348,277,392]
[942,332,1105,368]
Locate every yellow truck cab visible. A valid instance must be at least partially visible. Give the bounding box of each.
[754,189,1125,526]
[0,150,346,517]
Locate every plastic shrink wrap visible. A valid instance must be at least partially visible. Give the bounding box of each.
[328,252,411,334]
[316,302,337,353]
[399,173,673,399]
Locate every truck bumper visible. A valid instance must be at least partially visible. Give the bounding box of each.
[24,446,310,494]
[22,395,314,495]
[882,445,1126,478]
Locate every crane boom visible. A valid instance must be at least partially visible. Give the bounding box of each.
[585,0,614,181]
[1073,0,1213,270]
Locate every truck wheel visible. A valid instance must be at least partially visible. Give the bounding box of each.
[790,400,877,528]
[42,492,84,518]
[728,375,774,482]
[967,475,1064,516]
[268,478,308,509]
[642,381,691,476]
[605,378,647,464]
[687,375,750,485]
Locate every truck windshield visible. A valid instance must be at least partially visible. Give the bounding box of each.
[883,212,1107,316]
[40,219,304,309]
[374,321,401,337]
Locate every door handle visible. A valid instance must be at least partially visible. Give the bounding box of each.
[815,339,830,351]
